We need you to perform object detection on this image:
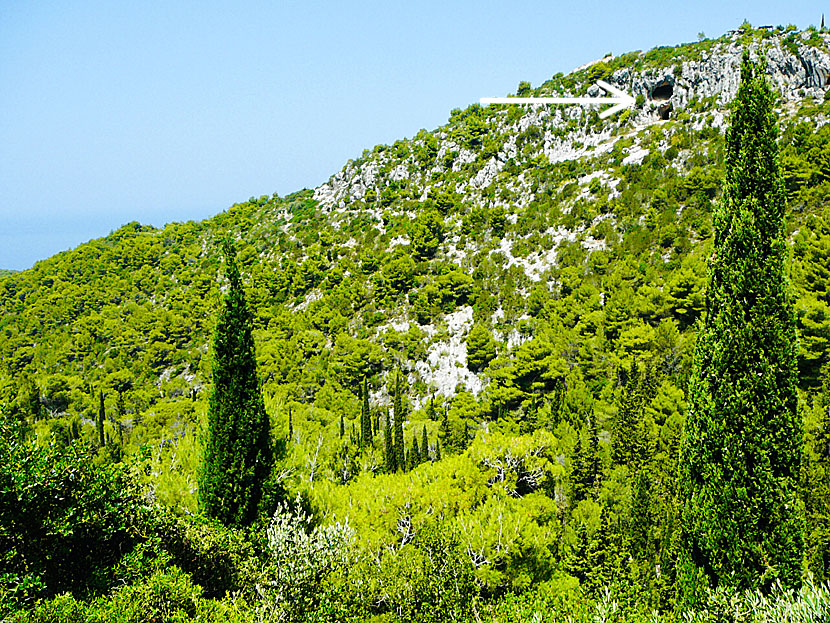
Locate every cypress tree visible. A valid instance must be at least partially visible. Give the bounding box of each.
[384,411,395,472]
[439,406,451,452]
[421,425,429,462]
[409,429,420,470]
[426,394,438,421]
[288,406,294,442]
[339,413,344,439]
[629,470,653,561]
[393,370,405,471]
[573,415,602,502]
[360,376,371,448]
[198,238,273,527]
[587,415,601,493]
[96,390,105,449]
[678,54,804,604]
[612,361,657,467]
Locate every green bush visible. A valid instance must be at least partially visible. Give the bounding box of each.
[0,420,144,606]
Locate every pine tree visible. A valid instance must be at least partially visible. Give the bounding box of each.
[678,54,804,605]
[198,238,273,527]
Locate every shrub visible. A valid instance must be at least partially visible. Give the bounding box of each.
[257,496,356,623]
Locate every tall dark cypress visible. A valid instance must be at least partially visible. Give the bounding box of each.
[360,376,371,449]
[393,370,405,471]
[678,54,804,605]
[439,406,451,452]
[612,361,657,467]
[409,429,420,470]
[198,238,273,527]
[96,390,105,449]
[421,426,429,462]
[384,410,395,472]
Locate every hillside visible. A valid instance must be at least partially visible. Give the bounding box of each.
[2,23,830,621]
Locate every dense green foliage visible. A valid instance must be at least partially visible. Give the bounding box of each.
[199,239,274,526]
[1,24,830,622]
[679,55,804,605]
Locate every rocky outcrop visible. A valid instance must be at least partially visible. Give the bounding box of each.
[614,31,830,119]
[314,29,830,213]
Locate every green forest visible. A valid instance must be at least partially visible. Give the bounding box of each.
[3,25,830,622]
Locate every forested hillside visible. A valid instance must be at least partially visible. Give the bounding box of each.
[2,23,830,622]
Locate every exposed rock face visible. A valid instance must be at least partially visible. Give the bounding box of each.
[616,32,830,117]
[314,30,830,220]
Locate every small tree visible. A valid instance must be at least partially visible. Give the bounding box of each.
[466,325,497,372]
[198,238,273,527]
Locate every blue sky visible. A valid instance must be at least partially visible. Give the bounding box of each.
[0,1,824,270]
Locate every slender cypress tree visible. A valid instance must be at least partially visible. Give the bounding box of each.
[409,429,420,470]
[198,238,273,527]
[288,406,294,442]
[360,376,371,448]
[384,411,396,472]
[678,54,804,605]
[573,415,602,502]
[612,361,657,467]
[96,390,105,449]
[421,425,429,463]
[439,406,451,452]
[339,413,345,439]
[393,370,405,471]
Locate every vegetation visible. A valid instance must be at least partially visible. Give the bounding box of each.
[1,24,830,623]
[679,54,804,605]
[198,239,275,527]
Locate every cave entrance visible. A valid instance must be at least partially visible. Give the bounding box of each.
[658,103,673,121]
[652,82,674,101]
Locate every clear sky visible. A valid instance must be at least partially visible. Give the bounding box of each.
[0,1,824,270]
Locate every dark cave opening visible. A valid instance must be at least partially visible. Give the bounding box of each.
[652,82,674,101]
